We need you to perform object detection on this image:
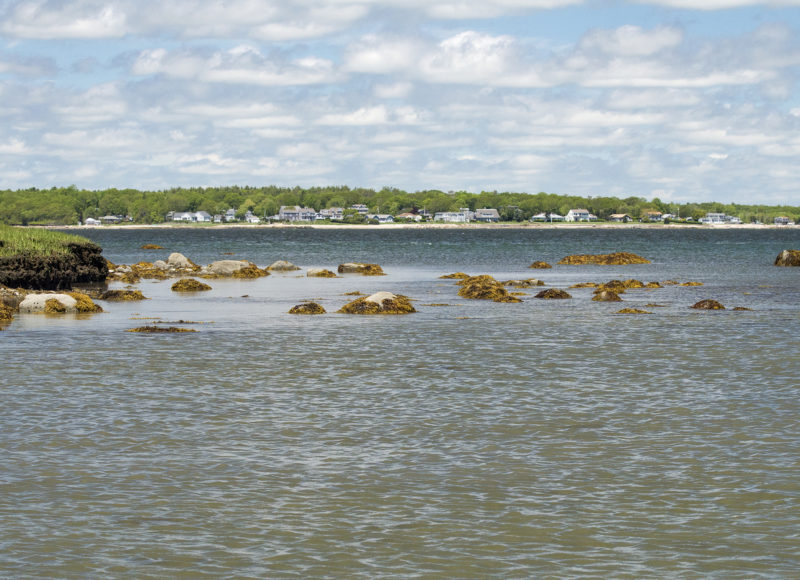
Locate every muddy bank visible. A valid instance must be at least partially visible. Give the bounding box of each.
[0,242,108,290]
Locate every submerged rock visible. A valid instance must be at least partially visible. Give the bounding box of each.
[307,268,338,278]
[457,275,522,303]
[557,252,650,265]
[616,308,651,314]
[681,281,703,287]
[268,260,300,271]
[337,263,385,276]
[440,272,471,279]
[99,289,147,301]
[289,302,327,315]
[774,249,800,267]
[535,288,572,299]
[733,306,753,311]
[126,325,197,333]
[172,278,212,292]
[66,291,103,312]
[0,303,14,323]
[338,292,416,314]
[503,278,545,288]
[528,261,552,269]
[691,299,725,310]
[140,244,164,250]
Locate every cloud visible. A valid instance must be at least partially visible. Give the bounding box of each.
[1,1,127,39]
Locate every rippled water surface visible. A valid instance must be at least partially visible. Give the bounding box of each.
[2,227,800,578]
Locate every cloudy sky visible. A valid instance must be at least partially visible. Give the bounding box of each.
[1,0,799,204]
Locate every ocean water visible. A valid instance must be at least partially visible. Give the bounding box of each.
[2,226,799,578]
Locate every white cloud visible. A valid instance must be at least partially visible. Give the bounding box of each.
[1,1,127,39]
[578,25,683,56]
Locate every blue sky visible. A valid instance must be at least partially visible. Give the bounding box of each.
[1,0,800,204]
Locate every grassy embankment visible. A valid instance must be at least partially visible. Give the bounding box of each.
[0,225,108,290]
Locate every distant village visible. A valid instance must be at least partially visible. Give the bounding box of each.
[83,204,797,226]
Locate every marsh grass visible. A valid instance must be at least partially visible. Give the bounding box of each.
[0,225,89,258]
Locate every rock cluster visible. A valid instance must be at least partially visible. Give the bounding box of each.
[440,272,470,279]
[457,275,521,303]
[99,290,147,301]
[338,263,385,275]
[557,252,650,265]
[267,260,300,271]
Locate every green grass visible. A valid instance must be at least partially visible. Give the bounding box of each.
[0,225,92,258]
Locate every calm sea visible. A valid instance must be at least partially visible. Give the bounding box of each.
[2,226,799,578]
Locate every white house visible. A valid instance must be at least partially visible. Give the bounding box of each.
[195,211,212,222]
[350,204,369,215]
[565,209,595,222]
[368,214,395,224]
[244,211,261,224]
[434,211,469,223]
[83,217,101,226]
[319,207,344,220]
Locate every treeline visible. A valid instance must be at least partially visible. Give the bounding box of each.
[1,185,798,225]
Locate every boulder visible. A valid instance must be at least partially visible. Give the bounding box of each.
[167,252,195,269]
[529,261,552,269]
[19,293,78,313]
[140,244,164,250]
[440,272,471,279]
[268,260,300,271]
[616,308,651,314]
[172,279,212,292]
[503,278,545,288]
[127,325,197,333]
[338,292,416,314]
[557,252,650,265]
[337,263,385,275]
[66,292,103,312]
[200,260,269,279]
[98,290,147,301]
[774,249,800,266]
[535,288,572,299]
[307,268,337,278]
[288,302,327,314]
[691,299,725,310]
[0,303,14,323]
[153,260,169,271]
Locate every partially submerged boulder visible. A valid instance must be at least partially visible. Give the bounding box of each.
[200,260,269,279]
[457,275,522,303]
[529,261,552,269]
[558,252,650,265]
[66,291,103,312]
[172,279,212,292]
[337,263,385,276]
[127,325,197,333]
[592,290,622,302]
[0,303,14,324]
[99,289,147,301]
[774,249,800,267]
[289,302,327,315]
[268,260,300,271]
[440,272,471,279]
[338,292,416,314]
[503,278,545,288]
[691,299,725,310]
[307,268,338,278]
[167,252,197,270]
[616,308,651,314]
[140,244,164,250]
[19,293,78,313]
[535,288,572,299]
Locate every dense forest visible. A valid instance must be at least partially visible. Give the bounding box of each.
[1,185,797,225]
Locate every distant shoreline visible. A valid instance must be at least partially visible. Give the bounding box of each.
[45,221,795,231]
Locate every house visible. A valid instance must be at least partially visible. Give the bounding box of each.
[565,209,596,222]
[700,212,741,225]
[195,211,212,223]
[775,216,793,225]
[244,211,261,224]
[474,208,500,223]
[224,208,237,222]
[368,214,395,224]
[609,213,632,223]
[83,217,101,226]
[279,205,317,221]
[642,211,663,222]
[319,207,344,221]
[100,215,122,224]
[396,212,422,222]
[350,204,369,215]
[434,211,469,223]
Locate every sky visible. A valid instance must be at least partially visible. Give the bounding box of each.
[1,0,800,204]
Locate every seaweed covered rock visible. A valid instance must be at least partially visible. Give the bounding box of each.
[681,281,703,287]
[645,282,662,288]
[337,263,385,276]
[503,278,545,288]
[140,244,164,250]
[557,252,650,265]
[338,291,416,314]
[457,275,522,303]
[691,299,725,310]
[19,293,78,313]
[616,308,651,314]
[774,249,800,267]
[127,325,197,333]
[592,290,622,302]
[66,291,103,312]
[268,260,300,271]
[288,302,327,315]
[99,289,147,301]
[535,288,572,299]
[440,272,471,279]
[307,268,338,278]
[594,280,627,294]
[1,285,25,310]
[0,240,108,290]
[529,261,552,269]
[172,279,212,292]
[0,303,14,324]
